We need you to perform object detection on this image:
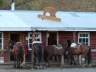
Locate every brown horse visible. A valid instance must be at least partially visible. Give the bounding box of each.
[7,40,25,68]
[67,40,92,67]
[44,44,67,67]
[32,41,44,68]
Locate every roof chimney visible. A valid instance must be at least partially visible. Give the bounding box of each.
[11,0,15,10]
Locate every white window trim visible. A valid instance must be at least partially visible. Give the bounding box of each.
[78,32,90,46]
[28,32,42,50]
[0,32,3,49]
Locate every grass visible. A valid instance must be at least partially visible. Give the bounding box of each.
[0,0,96,11]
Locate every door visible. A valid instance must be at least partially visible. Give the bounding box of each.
[47,32,58,45]
[10,34,20,61]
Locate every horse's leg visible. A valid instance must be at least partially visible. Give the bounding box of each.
[70,55,76,66]
[58,55,62,67]
[69,51,76,66]
[58,55,60,66]
[66,53,70,64]
[73,55,76,66]
[70,55,73,65]
[33,54,36,67]
[82,55,87,67]
[61,55,64,66]
[16,56,18,69]
[45,55,51,67]
[37,52,43,68]
[17,56,20,69]
[87,47,92,67]
[45,56,50,67]
[14,56,16,68]
[37,54,40,68]
[20,54,24,68]
[18,56,21,68]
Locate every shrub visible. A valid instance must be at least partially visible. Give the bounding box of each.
[0,0,3,5]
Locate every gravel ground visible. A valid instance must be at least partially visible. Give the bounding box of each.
[0,67,96,72]
[0,60,96,72]
[0,64,96,72]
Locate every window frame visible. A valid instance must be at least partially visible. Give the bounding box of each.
[28,32,42,50]
[78,32,90,46]
[0,32,3,49]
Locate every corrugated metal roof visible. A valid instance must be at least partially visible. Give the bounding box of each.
[0,10,96,31]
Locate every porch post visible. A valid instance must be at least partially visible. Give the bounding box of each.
[32,31,35,63]
[73,31,76,42]
[73,31,81,65]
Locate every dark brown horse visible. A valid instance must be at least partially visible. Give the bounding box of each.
[44,44,67,67]
[7,40,25,68]
[67,40,92,67]
[32,41,44,68]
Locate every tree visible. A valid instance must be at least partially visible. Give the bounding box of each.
[0,0,3,5]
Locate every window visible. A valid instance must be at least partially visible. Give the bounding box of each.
[78,32,90,46]
[0,32,3,49]
[28,32,41,49]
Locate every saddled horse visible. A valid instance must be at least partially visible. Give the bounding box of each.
[32,41,44,68]
[67,40,92,67]
[44,44,67,67]
[7,40,25,68]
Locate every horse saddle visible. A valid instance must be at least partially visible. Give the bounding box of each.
[71,43,80,49]
[53,44,62,50]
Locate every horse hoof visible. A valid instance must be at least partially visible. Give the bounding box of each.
[17,66,20,69]
[20,67,23,69]
[46,66,50,67]
[70,63,72,65]
[14,66,16,68]
[74,63,76,66]
[37,66,40,69]
[40,66,43,69]
[82,64,85,67]
[88,64,91,67]
[82,65,85,67]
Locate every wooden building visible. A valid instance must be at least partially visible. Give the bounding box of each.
[0,7,96,62]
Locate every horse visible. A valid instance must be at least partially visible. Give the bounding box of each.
[44,44,67,67]
[7,40,25,68]
[67,40,92,67]
[32,41,44,68]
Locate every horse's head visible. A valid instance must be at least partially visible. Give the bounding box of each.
[7,40,16,50]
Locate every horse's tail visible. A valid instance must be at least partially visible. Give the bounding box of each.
[44,48,48,62]
[87,46,92,64]
[38,45,43,63]
[19,46,23,63]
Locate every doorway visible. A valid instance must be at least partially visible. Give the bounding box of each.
[47,32,58,61]
[47,32,57,45]
[10,34,20,42]
[10,34,20,61]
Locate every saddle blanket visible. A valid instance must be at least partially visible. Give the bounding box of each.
[71,43,76,47]
[53,45,62,50]
[71,43,80,49]
[32,41,42,45]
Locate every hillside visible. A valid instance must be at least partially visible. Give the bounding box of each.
[0,0,96,11]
